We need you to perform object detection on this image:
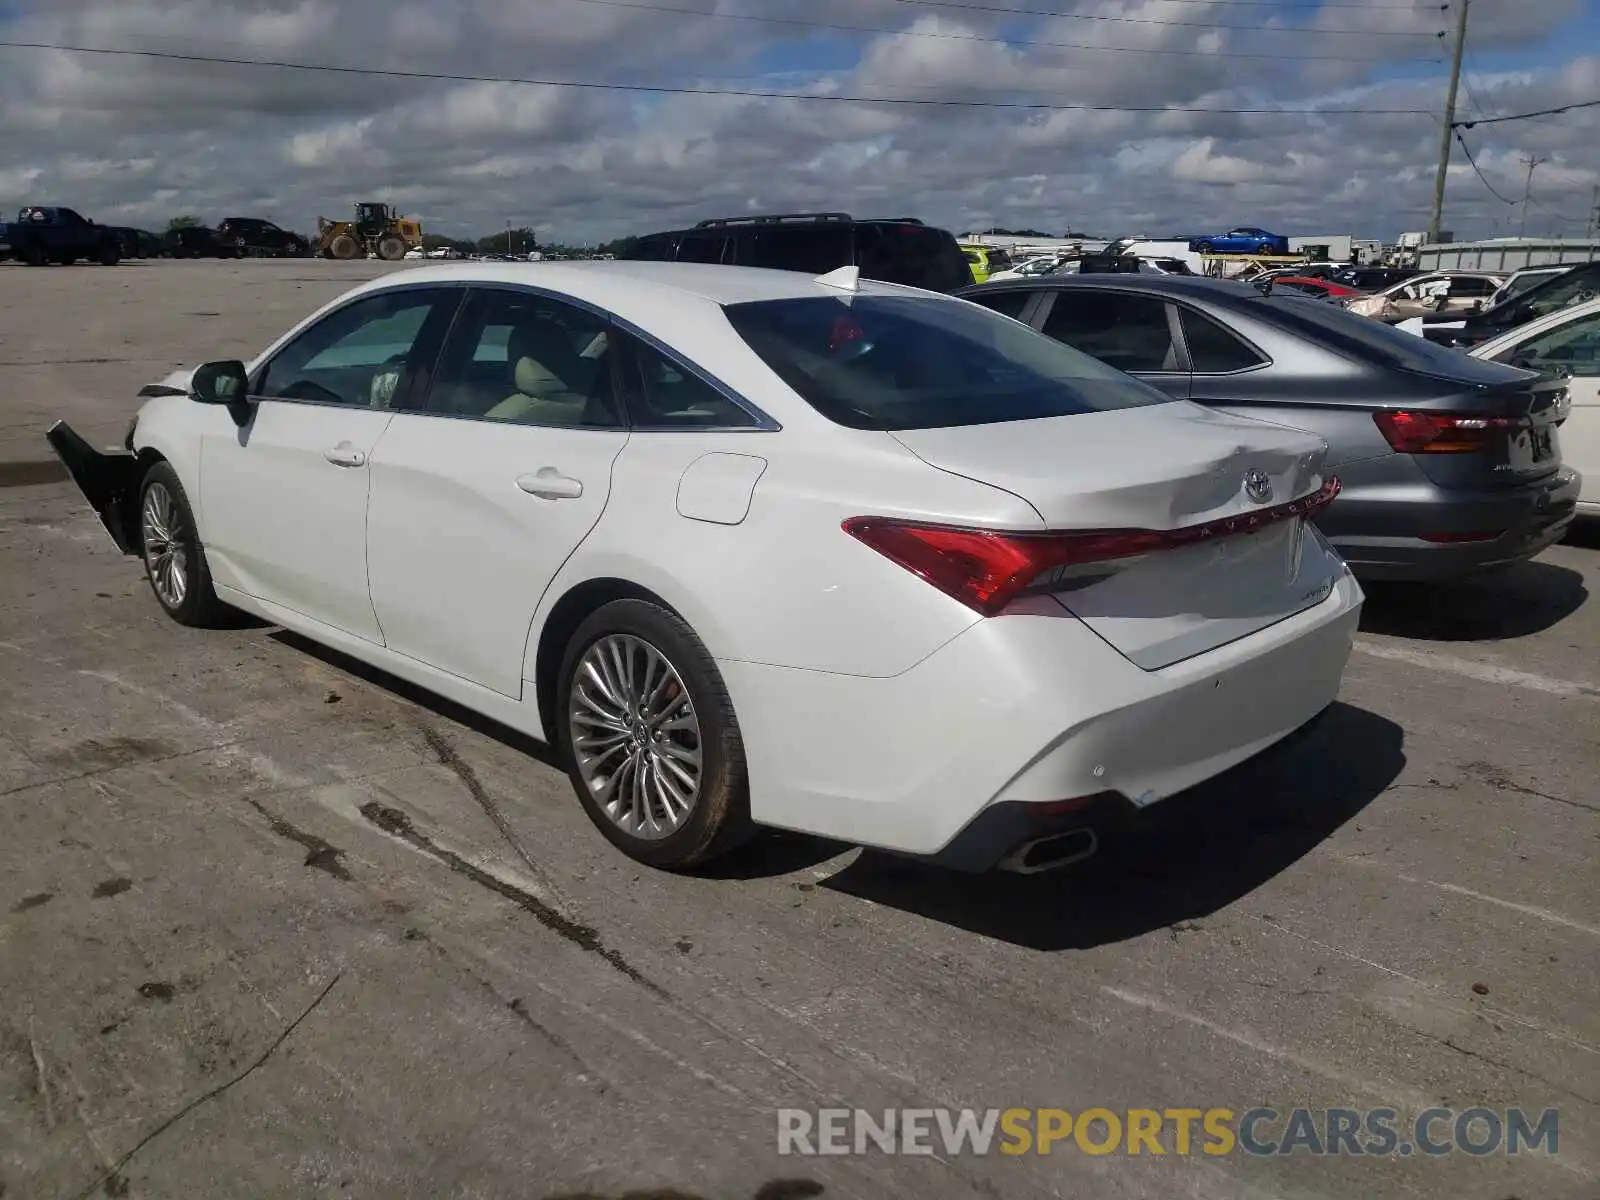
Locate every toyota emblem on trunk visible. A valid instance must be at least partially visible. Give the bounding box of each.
[1243,468,1273,504]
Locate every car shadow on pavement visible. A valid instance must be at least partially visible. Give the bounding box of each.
[817,702,1405,951]
[1358,560,1587,641]
[269,629,565,770]
[1564,518,1600,552]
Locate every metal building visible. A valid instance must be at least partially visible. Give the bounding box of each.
[1416,237,1599,272]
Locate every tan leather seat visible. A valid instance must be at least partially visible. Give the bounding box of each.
[484,320,590,423]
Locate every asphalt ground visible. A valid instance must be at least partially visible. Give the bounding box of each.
[1,258,1596,1200]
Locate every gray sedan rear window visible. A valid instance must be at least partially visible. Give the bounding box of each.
[1252,293,1526,383]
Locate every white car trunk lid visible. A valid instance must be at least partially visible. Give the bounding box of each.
[891,402,1345,670]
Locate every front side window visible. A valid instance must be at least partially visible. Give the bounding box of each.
[1040,291,1179,373]
[722,294,1167,431]
[255,288,454,408]
[426,289,621,427]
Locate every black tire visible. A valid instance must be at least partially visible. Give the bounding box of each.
[1197,241,1214,254]
[136,462,232,628]
[19,244,45,266]
[98,243,120,265]
[556,599,753,870]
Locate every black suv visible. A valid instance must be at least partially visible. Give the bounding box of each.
[1422,260,1600,347]
[217,217,310,258]
[617,212,973,292]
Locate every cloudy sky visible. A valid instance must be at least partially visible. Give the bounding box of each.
[0,0,1596,246]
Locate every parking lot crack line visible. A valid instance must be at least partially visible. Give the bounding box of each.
[414,722,574,920]
[27,1016,54,1131]
[68,971,344,1200]
[0,741,242,798]
[356,799,670,999]
[1260,916,1599,1056]
[1410,1028,1599,1106]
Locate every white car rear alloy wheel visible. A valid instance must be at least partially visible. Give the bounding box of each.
[558,599,753,869]
[569,633,702,841]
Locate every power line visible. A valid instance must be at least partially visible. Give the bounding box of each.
[1528,195,1589,225]
[878,0,1444,36]
[1453,132,1517,204]
[560,0,1441,62]
[1456,97,1600,127]
[0,41,1440,115]
[1459,51,1496,120]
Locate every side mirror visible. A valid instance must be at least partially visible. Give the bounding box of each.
[190,360,253,425]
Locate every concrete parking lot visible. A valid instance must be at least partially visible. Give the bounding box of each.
[1,259,1596,1200]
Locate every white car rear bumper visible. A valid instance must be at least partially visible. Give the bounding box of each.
[721,570,1363,863]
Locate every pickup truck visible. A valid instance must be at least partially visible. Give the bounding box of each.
[0,206,123,265]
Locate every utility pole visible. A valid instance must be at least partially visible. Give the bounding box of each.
[1427,0,1470,245]
[1518,154,1546,237]
[1587,184,1599,254]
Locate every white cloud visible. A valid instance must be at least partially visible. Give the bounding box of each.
[0,0,1594,243]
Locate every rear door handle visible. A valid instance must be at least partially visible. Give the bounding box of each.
[516,469,583,500]
[323,442,366,468]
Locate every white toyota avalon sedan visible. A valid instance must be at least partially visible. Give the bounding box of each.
[47,261,1362,873]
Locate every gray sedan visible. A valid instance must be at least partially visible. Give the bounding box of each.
[956,275,1580,582]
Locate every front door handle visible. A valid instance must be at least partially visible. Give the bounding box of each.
[516,469,583,500]
[323,442,366,468]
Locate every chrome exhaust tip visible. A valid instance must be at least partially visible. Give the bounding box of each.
[997,827,1098,874]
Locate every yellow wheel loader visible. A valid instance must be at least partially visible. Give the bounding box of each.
[315,202,422,261]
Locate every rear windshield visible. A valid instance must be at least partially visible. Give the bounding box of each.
[1489,263,1600,323]
[721,295,1168,431]
[1251,292,1529,384]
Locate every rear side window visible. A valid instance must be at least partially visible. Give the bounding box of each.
[625,234,676,261]
[965,289,1034,320]
[618,336,758,428]
[857,225,970,291]
[1179,307,1266,373]
[1447,276,1498,298]
[741,224,852,274]
[721,294,1166,431]
[676,232,728,264]
[1040,291,1179,373]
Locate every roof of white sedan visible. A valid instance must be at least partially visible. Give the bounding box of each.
[349,259,923,310]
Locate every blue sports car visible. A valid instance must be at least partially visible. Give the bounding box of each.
[1188,227,1290,255]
